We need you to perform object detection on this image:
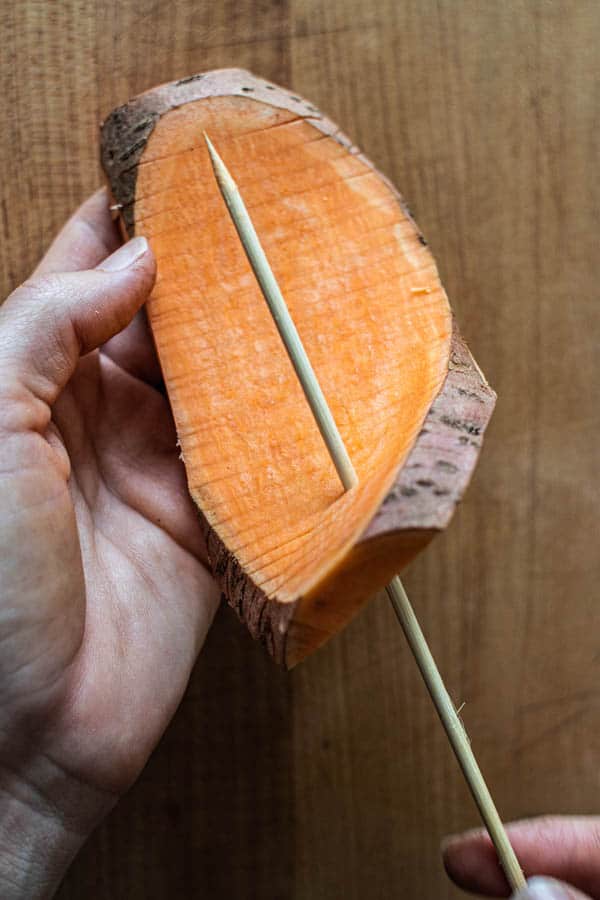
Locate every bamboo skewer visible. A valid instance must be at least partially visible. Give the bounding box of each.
[204,134,526,893]
[386,576,525,890]
[204,133,358,492]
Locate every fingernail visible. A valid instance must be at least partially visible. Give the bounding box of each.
[97,236,148,272]
[517,876,571,899]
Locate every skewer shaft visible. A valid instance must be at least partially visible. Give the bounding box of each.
[205,133,525,892]
[386,576,525,891]
[204,134,357,491]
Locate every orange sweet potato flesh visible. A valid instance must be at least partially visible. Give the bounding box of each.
[101,69,495,667]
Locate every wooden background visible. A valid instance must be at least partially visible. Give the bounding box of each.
[1,1,599,897]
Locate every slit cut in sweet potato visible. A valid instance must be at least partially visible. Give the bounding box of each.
[101,69,495,667]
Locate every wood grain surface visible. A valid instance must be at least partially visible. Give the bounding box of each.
[1,2,598,897]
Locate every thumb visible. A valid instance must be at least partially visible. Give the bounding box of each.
[0,236,155,417]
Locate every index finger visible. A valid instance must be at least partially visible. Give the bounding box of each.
[34,188,121,275]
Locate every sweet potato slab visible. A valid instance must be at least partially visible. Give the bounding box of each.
[101,69,495,666]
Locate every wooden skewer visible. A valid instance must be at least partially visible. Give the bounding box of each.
[204,133,526,893]
[204,133,357,492]
[386,576,525,891]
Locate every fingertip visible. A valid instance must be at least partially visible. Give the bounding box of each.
[84,239,156,344]
[95,236,156,308]
[96,235,153,273]
[442,829,512,896]
[78,186,111,218]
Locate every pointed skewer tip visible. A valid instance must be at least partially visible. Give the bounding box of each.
[203,131,236,193]
[203,131,218,166]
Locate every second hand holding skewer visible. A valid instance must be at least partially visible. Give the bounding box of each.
[204,133,526,894]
